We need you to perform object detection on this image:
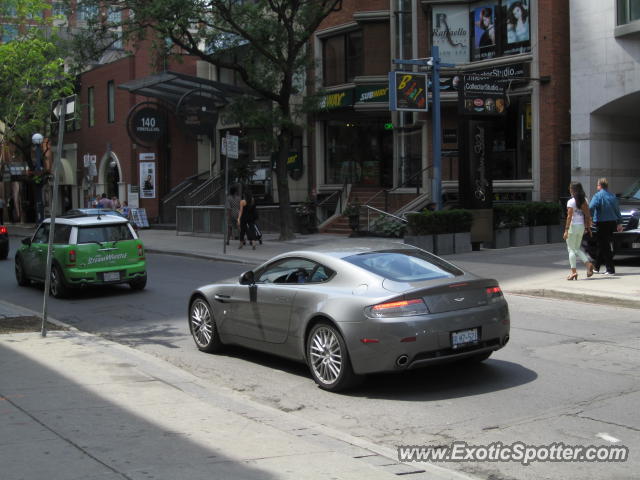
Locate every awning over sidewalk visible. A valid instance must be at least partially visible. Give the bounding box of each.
[118,70,249,107]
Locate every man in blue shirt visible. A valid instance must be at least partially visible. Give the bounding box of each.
[589,178,623,275]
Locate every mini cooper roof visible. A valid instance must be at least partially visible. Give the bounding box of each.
[43,214,129,226]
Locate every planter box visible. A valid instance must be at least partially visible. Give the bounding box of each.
[488,228,510,249]
[529,225,547,245]
[454,232,472,253]
[547,224,564,243]
[404,235,434,252]
[434,233,454,256]
[510,227,530,247]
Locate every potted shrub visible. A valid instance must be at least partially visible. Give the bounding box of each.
[371,215,407,238]
[525,202,548,245]
[542,202,563,243]
[404,211,435,252]
[491,204,517,248]
[449,209,474,253]
[342,199,361,233]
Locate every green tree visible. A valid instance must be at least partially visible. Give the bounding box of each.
[67,0,342,240]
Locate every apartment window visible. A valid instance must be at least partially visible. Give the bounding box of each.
[88,87,95,127]
[77,1,98,22]
[1,25,18,43]
[617,0,640,25]
[107,81,115,123]
[322,30,364,86]
[52,3,67,18]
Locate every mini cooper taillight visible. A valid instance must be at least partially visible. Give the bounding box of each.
[0,226,7,235]
[68,249,76,264]
[365,298,428,318]
[137,243,144,257]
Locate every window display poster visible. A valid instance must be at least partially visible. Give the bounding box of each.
[432,4,469,65]
[471,3,498,61]
[503,0,530,54]
[140,161,156,199]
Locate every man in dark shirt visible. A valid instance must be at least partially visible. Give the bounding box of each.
[589,178,623,275]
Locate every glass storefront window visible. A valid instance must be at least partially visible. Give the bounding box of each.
[322,31,364,86]
[325,118,393,187]
[617,0,640,25]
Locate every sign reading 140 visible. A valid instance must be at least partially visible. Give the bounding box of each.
[131,107,165,143]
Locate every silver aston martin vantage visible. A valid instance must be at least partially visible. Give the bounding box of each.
[188,240,510,392]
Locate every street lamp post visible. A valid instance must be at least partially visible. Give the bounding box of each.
[32,133,45,223]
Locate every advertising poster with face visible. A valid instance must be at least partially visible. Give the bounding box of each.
[140,160,156,199]
[432,4,469,65]
[471,3,498,61]
[503,0,531,54]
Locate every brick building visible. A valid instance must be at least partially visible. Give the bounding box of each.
[309,0,571,219]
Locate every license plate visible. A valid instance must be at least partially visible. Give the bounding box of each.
[451,328,479,348]
[633,243,640,249]
[103,271,120,282]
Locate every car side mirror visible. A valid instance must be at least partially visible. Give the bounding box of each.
[239,270,255,285]
[21,237,32,246]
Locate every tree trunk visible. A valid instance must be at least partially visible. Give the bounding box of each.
[275,127,295,240]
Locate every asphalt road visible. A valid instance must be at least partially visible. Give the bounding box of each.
[1,244,638,480]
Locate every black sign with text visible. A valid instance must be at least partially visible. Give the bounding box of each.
[459,121,493,210]
[459,74,507,116]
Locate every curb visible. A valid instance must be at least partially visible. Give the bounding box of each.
[0,299,78,331]
[507,288,640,310]
[145,248,262,265]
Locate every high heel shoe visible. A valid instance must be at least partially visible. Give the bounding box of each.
[586,262,594,278]
[566,272,578,281]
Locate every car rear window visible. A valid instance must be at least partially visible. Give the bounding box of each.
[77,224,133,244]
[343,249,463,282]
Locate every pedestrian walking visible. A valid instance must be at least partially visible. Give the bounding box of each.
[120,201,130,218]
[563,182,594,280]
[111,196,121,210]
[97,193,113,209]
[237,189,258,250]
[226,186,241,246]
[0,197,5,224]
[589,178,623,275]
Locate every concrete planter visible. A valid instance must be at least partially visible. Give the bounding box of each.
[435,233,454,256]
[510,227,530,247]
[529,225,547,245]
[488,228,510,249]
[404,235,434,252]
[454,232,472,253]
[547,224,564,243]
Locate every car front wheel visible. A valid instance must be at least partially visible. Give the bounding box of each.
[15,257,30,286]
[307,323,359,392]
[189,297,222,353]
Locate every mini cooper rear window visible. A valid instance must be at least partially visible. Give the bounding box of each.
[77,224,134,244]
[343,249,463,282]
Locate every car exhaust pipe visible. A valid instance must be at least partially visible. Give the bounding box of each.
[396,355,409,367]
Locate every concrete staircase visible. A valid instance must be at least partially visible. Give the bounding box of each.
[321,186,388,234]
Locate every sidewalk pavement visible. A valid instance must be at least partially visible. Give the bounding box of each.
[2,224,638,479]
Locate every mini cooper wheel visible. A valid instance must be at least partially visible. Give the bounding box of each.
[49,265,69,298]
[15,257,30,286]
[307,323,359,392]
[189,297,222,353]
[129,276,147,291]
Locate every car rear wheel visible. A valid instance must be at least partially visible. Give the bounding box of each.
[129,276,147,291]
[307,323,359,392]
[189,297,222,353]
[50,265,69,298]
[15,257,30,286]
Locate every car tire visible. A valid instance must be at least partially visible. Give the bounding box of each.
[306,322,360,392]
[189,297,222,353]
[15,257,30,286]
[50,265,69,298]
[129,276,147,291]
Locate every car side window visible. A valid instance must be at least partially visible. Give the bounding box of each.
[53,225,72,244]
[32,224,49,244]
[256,258,327,284]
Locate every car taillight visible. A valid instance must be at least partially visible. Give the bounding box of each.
[365,298,428,318]
[0,226,7,235]
[486,286,503,303]
[137,243,144,257]
[68,249,76,264]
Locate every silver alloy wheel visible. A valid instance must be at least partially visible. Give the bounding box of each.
[190,298,213,348]
[50,267,61,297]
[309,326,343,385]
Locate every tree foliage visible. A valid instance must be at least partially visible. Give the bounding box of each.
[66,0,342,239]
[0,1,75,166]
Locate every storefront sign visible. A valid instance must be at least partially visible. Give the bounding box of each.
[432,4,469,65]
[131,107,165,144]
[468,63,529,83]
[503,0,531,55]
[389,72,428,112]
[318,89,354,110]
[355,85,389,104]
[459,75,507,116]
[139,159,156,199]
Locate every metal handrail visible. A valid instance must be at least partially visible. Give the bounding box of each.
[362,165,434,210]
[162,171,209,205]
[363,204,407,231]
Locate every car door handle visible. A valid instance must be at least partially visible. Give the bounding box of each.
[214,294,231,302]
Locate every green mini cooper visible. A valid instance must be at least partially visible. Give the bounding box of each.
[15,214,147,298]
